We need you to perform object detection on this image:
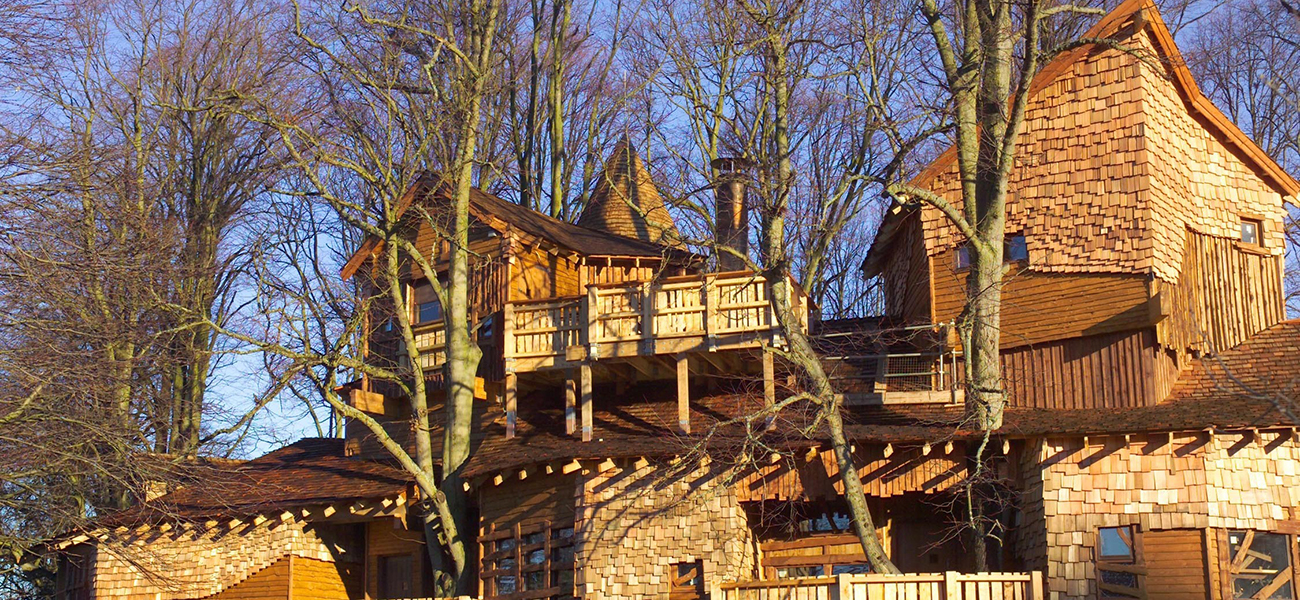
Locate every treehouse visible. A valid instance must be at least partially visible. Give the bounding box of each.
[342,139,810,442]
[50,2,1300,600]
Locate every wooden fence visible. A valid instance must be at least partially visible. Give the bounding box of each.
[718,572,1043,600]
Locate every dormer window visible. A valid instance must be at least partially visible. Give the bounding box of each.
[1240,218,1262,246]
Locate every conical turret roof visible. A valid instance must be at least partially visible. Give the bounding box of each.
[577,137,681,248]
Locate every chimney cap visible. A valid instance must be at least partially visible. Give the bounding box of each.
[710,156,753,173]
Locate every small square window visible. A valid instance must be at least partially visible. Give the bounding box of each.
[1241,219,1262,246]
[1098,526,1135,561]
[954,245,971,270]
[1006,235,1028,262]
[670,561,705,600]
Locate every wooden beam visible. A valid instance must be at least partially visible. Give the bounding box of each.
[883,443,893,458]
[763,350,775,430]
[677,354,690,434]
[505,373,517,439]
[562,459,583,474]
[581,364,593,442]
[565,372,577,436]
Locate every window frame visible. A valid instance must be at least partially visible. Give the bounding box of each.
[1240,217,1264,247]
[1096,525,1144,600]
[953,234,1029,271]
[409,278,446,326]
[669,560,706,600]
[480,521,575,600]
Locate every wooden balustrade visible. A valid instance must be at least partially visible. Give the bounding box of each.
[719,572,1043,600]
[502,272,806,373]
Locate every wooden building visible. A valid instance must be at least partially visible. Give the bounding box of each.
[53,2,1300,599]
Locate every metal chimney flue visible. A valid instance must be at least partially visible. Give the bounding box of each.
[710,157,751,272]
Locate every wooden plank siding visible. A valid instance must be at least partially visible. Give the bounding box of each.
[880,212,932,324]
[365,519,428,600]
[509,246,582,302]
[931,250,1154,349]
[479,473,578,536]
[1142,529,1210,600]
[205,556,291,600]
[1157,229,1286,358]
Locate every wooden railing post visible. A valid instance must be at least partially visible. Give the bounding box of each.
[502,302,515,373]
[944,571,961,599]
[1030,571,1044,600]
[834,573,851,600]
[640,281,655,355]
[703,275,718,350]
[585,286,598,361]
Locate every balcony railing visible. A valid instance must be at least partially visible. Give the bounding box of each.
[503,271,808,373]
[719,572,1042,600]
[819,322,964,405]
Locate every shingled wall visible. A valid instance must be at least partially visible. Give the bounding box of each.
[575,461,758,600]
[915,19,1288,286]
[85,518,354,600]
[1023,431,1300,599]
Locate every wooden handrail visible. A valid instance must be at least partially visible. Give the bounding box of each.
[500,271,810,372]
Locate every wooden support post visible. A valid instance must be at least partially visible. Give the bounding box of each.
[640,281,655,355]
[581,363,593,442]
[944,571,961,599]
[677,354,690,434]
[762,349,775,430]
[505,373,517,439]
[565,373,577,436]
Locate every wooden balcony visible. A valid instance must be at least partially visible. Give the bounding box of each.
[502,271,808,374]
[719,572,1043,600]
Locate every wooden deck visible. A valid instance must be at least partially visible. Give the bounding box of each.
[502,271,808,373]
[719,572,1043,600]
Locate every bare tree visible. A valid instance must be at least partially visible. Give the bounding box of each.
[217,0,502,592]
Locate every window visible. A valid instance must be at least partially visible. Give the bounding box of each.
[1228,531,1293,600]
[670,561,705,600]
[1096,526,1141,599]
[954,235,1028,270]
[1006,234,1028,262]
[378,554,414,599]
[481,522,575,600]
[1099,526,1134,561]
[411,280,443,324]
[1241,218,1262,246]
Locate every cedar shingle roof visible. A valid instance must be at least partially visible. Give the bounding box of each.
[576,138,682,248]
[464,321,1300,477]
[107,438,411,524]
[114,323,1299,507]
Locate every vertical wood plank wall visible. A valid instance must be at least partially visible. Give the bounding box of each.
[999,329,1166,409]
[1157,230,1285,358]
[880,213,932,324]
